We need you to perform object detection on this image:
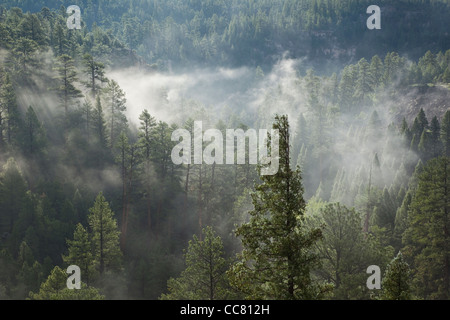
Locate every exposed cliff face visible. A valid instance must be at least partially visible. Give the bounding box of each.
[393,84,450,124]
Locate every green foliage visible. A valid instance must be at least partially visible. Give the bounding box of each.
[228,115,327,300]
[104,79,127,148]
[307,202,393,300]
[381,252,412,300]
[53,54,83,115]
[88,192,122,275]
[62,223,96,285]
[0,3,447,301]
[402,157,450,299]
[160,226,235,300]
[28,266,104,300]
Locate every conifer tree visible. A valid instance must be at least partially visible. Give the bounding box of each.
[402,157,450,299]
[82,54,106,99]
[381,252,411,300]
[354,58,373,104]
[62,223,95,285]
[91,96,109,166]
[308,202,390,299]
[54,54,83,116]
[29,266,104,300]
[104,79,127,149]
[369,55,384,89]
[228,115,325,300]
[21,106,46,156]
[10,37,38,79]
[160,226,233,300]
[0,73,21,145]
[429,116,442,158]
[138,109,157,231]
[0,158,27,233]
[88,192,122,275]
[441,110,450,157]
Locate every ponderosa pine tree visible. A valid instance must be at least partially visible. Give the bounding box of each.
[429,116,442,159]
[381,252,411,300]
[160,226,234,300]
[82,54,106,99]
[228,115,326,300]
[402,157,450,299]
[91,96,109,167]
[21,106,47,156]
[0,73,21,145]
[0,158,27,234]
[307,202,391,300]
[104,79,127,149]
[138,109,157,231]
[354,58,373,105]
[29,266,104,300]
[10,37,38,80]
[441,110,450,157]
[88,192,122,275]
[53,54,83,116]
[62,223,95,285]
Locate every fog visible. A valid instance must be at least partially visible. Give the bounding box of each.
[103,56,418,204]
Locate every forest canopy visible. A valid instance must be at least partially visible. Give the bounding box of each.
[0,1,449,301]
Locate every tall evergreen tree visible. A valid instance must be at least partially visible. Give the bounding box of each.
[82,54,106,99]
[0,158,27,234]
[138,109,157,231]
[429,116,442,158]
[354,58,373,104]
[91,96,109,167]
[62,223,95,285]
[160,226,234,300]
[381,252,411,300]
[228,115,326,300]
[88,192,122,275]
[54,54,83,116]
[308,202,390,300]
[402,157,450,299]
[441,110,450,157]
[21,106,46,156]
[29,266,104,300]
[0,73,21,145]
[104,79,127,149]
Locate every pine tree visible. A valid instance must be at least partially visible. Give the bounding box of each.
[91,96,109,166]
[10,37,38,79]
[354,58,373,104]
[228,115,325,300]
[29,266,104,300]
[52,22,68,56]
[402,157,450,299]
[21,106,47,156]
[82,54,106,99]
[441,110,450,157]
[369,55,384,89]
[104,79,127,149]
[160,226,234,300]
[19,13,46,46]
[138,109,157,231]
[339,65,357,112]
[114,131,132,249]
[54,54,83,116]
[429,116,442,158]
[88,192,122,275]
[0,73,21,145]
[0,158,27,234]
[308,202,390,300]
[381,252,411,300]
[62,223,95,285]
[81,99,93,140]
